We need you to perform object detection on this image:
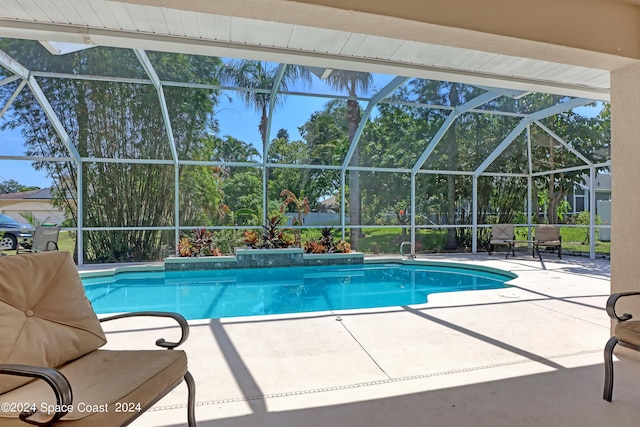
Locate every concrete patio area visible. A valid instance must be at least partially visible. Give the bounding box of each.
[93,252,640,426]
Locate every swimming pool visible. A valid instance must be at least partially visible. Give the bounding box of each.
[83,263,514,320]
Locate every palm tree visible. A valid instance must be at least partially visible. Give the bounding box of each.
[219,61,311,227]
[324,70,373,251]
[219,61,311,159]
[209,135,260,163]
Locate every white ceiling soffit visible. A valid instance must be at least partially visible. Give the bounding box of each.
[0,0,610,101]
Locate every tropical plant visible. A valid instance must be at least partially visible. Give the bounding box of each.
[556,200,571,223]
[574,210,602,244]
[243,230,259,248]
[177,237,195,257]
[176,229,224,257]
[19,211,52,227]
[302,226,351,254]
[335,240,352,253]
[318,226,336,249]
[303,240,327,254]
[280,189,309,246]
[260,215,293,249]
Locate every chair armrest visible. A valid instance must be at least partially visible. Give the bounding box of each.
[606,292,640,321]
[0,364,72,425]
[99,311,190,349]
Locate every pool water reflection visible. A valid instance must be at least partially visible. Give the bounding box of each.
[83,263,513,320]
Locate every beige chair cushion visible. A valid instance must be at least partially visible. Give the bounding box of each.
[489,224,515,246]
[615,321,640,347]
[535,240,561,247]
[0,252,107,394]
[0,349,188,425]
[535,225,560,243]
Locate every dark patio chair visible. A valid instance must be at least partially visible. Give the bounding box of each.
[603,291,640,401]
[0,251,196,426]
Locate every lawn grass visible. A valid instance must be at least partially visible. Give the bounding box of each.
[558,226,610,255]
[356,226,610,255]
[58,231,76,256]
[15,227,609,260]
[358,228,450,254]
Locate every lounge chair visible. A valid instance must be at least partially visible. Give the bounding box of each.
[603,292,640,401]
[487,224,515,258]
[533,224,562,260]
[16,225,60,253]
[0,252,196,426]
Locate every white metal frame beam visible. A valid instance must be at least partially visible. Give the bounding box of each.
[341,76,409,170]
[0,78,25,120]
[134,49,181,248]
[474,98,595,177]
[263,63,287,224]
[339,76,409,237]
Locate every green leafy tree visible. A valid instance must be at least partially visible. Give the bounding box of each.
[359,103,435,225]
[532,105,609,223]
[0,40,223,262]
[324,70,373,250]
[407,80,487,248]
[206,134,262,225]
[298,100,350,198]
[219,61,311,158]
[0,179,40,194]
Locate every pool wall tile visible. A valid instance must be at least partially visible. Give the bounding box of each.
[303,253,365,266]
[164,250,364,271]
[236,248,303,268]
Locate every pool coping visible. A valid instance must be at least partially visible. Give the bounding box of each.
[100,255,618,427]
[79,256,517,282]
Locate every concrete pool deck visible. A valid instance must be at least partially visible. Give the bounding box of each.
[86,253,640,426]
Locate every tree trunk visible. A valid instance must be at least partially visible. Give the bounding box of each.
[444,84,459,250]
[546,139,557,223]
[347,97,361,251]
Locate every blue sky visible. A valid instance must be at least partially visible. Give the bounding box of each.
[0,93,334,189]
[0,80,604,191]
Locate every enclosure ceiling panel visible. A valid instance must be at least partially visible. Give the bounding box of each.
[288,26,353,55]
[0,0,611,100]
[340,33,369,57]
[388,41,432,63]
[351,36,404,60]
[159,7,185,36]
[207,15,232,41]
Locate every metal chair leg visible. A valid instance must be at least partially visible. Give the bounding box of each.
[603,336,618,402]
[184,370,197,426]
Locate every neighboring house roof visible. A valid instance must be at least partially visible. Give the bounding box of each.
[1,188,75,201]
[0,188,56,200]
[317,195,339,212]
[579,174,611,191]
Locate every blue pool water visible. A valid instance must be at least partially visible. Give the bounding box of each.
[83,263,513,321]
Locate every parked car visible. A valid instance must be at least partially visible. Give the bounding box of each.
[0,214,34,250]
